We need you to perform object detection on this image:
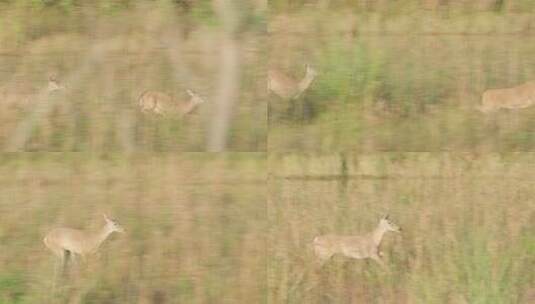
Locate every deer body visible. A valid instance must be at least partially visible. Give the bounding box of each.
[313,215,401,268]
[268,65,317,100]
[139,89,205,116]
[44,215,124,267]
[478,81,535,113]
[44,227,115,258]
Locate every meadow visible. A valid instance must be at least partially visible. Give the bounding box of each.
[268,5,535,151]
[1,1,535,304]
[0,1,266,152]
[268,153,534,303]
[0,153,266,303]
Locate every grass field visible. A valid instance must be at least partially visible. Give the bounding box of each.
[1,1,535,304]
[0,2,266,152]
[268,9,535,151]
[0,153,266,303]
[268,153,534,304]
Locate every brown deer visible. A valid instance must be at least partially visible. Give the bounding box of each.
[138,89,205,116]
[44,214,124,280]
[313,215,401,269]
[268,64,317,100]
[477,81,535,113]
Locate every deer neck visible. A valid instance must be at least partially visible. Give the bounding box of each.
[372,225,387,247]
[87,225,113,253]
[296,72,315,97]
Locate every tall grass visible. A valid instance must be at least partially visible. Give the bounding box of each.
[268,153,534,304]
[0,2,266,151]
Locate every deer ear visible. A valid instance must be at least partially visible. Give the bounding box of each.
[186,89,194,97]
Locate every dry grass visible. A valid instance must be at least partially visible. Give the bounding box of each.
[0,3,266,151]
[268,10,535,151]
[268,153,534,304]
[0,154,266,303]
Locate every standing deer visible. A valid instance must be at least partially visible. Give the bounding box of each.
[268,64,318,100]
[477,80,535,113]
[44,214,124,280]
[313,215,401,269]
[138,89,205,116]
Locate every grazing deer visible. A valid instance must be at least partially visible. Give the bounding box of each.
[44,214,124,278]
[138,89,205,116]
[313,215,401,269]
[477,81,535,113]
[268,64,318,100]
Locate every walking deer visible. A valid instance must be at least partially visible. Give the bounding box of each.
[138,89,205,116]
[313,215,401,269]
[44,214,124,278]
[477,81,535,113]
[268,64,317,100]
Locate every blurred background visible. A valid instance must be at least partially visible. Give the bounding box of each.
[268,153,534,304]
[0,0,267,151]
[268,0,535,151]
[0,153,266,303]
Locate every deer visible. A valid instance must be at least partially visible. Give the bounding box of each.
[477,80,535,113]
[138,89,205,116]
[313,215,401,269]
[268,64,318,100]
[43,214,124,281]
[0,75,64,110]
[47,74,65,92]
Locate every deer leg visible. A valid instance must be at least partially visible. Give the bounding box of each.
[314,248,333,268]
[370,255,390,272]
[153,103,164,115]
[79,254,88,271]
[317,255,331,268]
[50,256,61,299]
[62,250,71,277]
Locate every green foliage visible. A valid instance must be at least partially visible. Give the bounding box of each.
[0,273,26,304]
[190,0,217,26]
[316,40,385,102]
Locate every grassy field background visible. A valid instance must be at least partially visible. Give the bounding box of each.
[0,153,266,304]
[0,1,266,151]
[268,153,534,304]
[268,6,535,151]
[2,1,535,303]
